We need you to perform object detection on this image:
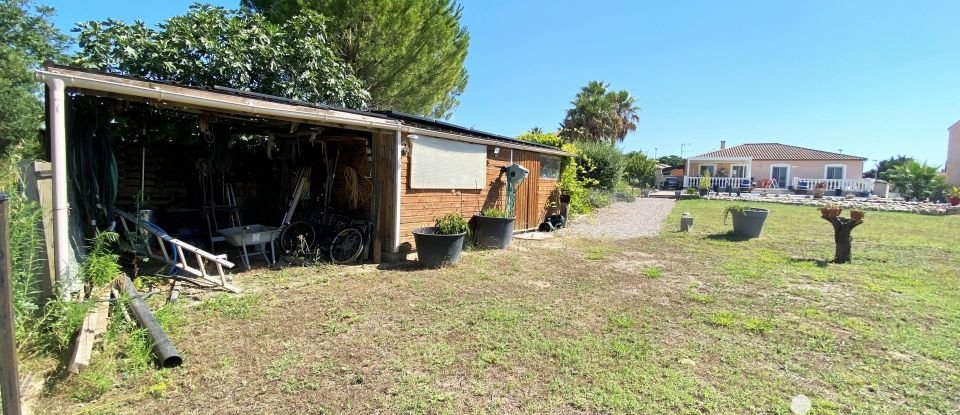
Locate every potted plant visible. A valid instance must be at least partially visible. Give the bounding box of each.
[949,187,960,206]
[473,207,516,249]
[812,182,826,199]
[723,205,770,238]
[412,213,469,268]
[819,205,842,218]
[698,171,711,196]
[850,209,865,221]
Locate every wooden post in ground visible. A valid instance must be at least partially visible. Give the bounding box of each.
[821,216,863,263]
[0,194,23,415]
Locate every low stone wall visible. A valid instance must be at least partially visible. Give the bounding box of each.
[702,194,959,216]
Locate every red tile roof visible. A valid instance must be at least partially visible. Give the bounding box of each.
[694,143,866,161]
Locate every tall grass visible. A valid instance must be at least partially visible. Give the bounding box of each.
[8,191,44,345]
[1,163,95,359]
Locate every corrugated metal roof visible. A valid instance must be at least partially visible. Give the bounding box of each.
[694,143,866,161]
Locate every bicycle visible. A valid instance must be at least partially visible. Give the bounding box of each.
[279,209,368,264]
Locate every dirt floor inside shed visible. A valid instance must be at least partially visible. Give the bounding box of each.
[35,200,960,414]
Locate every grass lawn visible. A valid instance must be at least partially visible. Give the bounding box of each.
[38,200,960,414]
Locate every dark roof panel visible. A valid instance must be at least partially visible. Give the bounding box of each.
[375,111,560,151]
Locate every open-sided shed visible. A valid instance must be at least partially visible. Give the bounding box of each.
[35,65,571,282]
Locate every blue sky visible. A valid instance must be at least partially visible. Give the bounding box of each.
[45,0,960,169]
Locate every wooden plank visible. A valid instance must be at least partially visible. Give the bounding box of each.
[19,161,56,299]
[168,280,180,303]
[68,296,110,374]
[0,195,23,414]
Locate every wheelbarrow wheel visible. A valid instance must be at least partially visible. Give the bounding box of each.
[330,227,363,264]
[280,221,316,254]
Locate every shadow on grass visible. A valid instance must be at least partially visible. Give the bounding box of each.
[704,231,754,242]
[376,260,423,272]
[788,257,830,268]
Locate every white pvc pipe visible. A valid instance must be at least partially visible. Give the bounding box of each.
[48,78,69,284]
[393,130,402,253]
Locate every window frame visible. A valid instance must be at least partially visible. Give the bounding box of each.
[824,164,847,180]
[539,155,561,180]
[769,164,791,188]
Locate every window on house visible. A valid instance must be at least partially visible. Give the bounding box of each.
[410,135,486,189]
[699,165,715,176]
[826,166,846,180]
[540,155,561,179]
[731,165,747,178]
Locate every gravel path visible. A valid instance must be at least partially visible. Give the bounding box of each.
[563,198,676,239]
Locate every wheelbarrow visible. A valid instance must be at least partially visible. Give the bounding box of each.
[218,225,281,269]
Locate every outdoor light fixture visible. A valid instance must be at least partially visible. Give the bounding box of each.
[493,147,500,156]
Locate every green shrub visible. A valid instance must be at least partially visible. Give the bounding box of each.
[722,205,751,224]
[435,213,469,235]
[81,231,121,287]
[612,181,637,202]
[585,188,611,210]
[624,151,657,187]
[575,141,625,191]
[518,131,591,216]
[698,170,712,190]
[480,207,510,218]
[558,143,591,215]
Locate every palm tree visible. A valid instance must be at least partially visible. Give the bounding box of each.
[609,89,640,141]
[560,81,640,144]
[885,160,947,200]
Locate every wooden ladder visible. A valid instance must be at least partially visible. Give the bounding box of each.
[116,210,241,293]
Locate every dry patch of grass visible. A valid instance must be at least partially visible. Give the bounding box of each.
[36,201,960,414]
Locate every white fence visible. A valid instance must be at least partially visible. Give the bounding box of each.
[792,178,875,193]
[682,176,877,193]
[683,176,750,189]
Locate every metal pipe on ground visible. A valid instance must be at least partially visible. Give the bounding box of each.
[119,276,182,368]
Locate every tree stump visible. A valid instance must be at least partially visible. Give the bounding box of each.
[821,216,863,263]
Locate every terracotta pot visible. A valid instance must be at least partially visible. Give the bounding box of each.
[850,210,864,221]
[949,196,960,207]
[820,207,841,218]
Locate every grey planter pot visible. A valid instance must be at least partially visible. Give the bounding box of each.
[698,188,709,197]
[731,208,769,238]
[472,215,515,249]
[412,227,466,268]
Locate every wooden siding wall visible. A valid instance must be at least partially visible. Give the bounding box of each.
[372,132,396,255]
[397,146,560,251]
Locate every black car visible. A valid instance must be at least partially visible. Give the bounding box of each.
[660,176,681,190]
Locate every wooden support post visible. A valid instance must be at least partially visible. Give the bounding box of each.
[0,194,23,415]
[821,216,863,263]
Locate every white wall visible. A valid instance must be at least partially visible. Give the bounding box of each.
[948,120,960,187]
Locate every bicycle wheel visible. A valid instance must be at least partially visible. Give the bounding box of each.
[329,227,363,264]
[280,221,317,253]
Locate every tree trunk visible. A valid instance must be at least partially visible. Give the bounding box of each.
[822,216,862,264]
[834,225,853,263]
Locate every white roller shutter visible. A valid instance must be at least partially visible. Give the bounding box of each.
[410,135,486,189]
